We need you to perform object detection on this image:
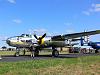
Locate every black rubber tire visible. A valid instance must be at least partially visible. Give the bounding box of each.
[15,52,19,57]
[23,49,26,55]
[95,49,99,53]
[52,50,59,57]
[34,50,39,56]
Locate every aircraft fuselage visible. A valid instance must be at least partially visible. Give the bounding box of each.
[6,34,70,48]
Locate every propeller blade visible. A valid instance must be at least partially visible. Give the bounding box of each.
[34,34,38,39]
[34,33,46,45]
[41,33,46,39]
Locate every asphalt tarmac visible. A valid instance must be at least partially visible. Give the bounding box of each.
[0,53,100,62]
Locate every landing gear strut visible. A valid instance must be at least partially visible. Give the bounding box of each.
[30,46,35,58]
[23,49,26,55]
[34,50,39,56]
[30,46,39,58]
[52,47,59,57]
[15,48,20,57]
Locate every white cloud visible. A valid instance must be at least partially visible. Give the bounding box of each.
[28,28,47,35]
[64,23,72,26]
[0,36,2,40]
[82,11,90,16]
[13,19,22,24]
[83,3,100,15]
[92,3,100,12]
[0,36,8,40]
[94,8,100,12]
[7,0,16,4]
[28,28,54,36]
[33,28,47,33]
[95,4,100,8]
[91,3,95,7]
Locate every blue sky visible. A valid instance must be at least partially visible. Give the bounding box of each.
[0,0,100,47]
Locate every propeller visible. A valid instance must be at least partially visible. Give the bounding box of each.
[34,33,46,45]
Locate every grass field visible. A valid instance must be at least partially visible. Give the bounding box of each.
[0,55,100,75]
[0,50,69,56]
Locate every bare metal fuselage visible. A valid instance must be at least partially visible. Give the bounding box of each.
[7,40,69,48]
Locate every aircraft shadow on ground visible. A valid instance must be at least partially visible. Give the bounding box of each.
[2,54,79,58]
[2,53,99,59]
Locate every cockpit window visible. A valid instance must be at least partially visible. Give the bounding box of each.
[21,34,32,38]
[9,37,17,40]
[26,34,30,37]
[21,34,25,37]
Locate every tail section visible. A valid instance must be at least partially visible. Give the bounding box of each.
[80,37,84,46]
[80,35,90,46]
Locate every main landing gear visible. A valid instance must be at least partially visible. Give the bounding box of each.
[34,50,39,56]
[30,46,59,58]
[95,49,99,53]
[30,47,59,58]
[15,48,26,57]
[52,47,59,57]
[15,47,59,58]
[15,48,20,57]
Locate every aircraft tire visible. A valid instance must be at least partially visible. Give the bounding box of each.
[34,50,39,56]
[52,50,59,57]
[22,49,26,55]
[95,49,99,53]
[15,52,19,57]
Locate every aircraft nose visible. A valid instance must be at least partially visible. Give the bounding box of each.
[6,38,11,45]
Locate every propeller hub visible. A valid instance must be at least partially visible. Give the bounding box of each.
[34,33,46,45]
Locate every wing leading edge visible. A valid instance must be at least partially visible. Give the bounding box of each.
[52,30,100,41]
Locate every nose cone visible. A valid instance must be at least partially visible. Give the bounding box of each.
[6,38,11,45]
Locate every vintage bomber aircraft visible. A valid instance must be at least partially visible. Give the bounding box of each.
[6,30,100,57]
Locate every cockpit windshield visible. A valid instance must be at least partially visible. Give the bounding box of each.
[8,37,18,40]
[20,34,32,38]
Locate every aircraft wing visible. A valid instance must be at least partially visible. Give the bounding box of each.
[52,30,100,41]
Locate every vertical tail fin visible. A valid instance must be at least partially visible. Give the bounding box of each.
[80,37,84,46]
[80,36,90,46]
